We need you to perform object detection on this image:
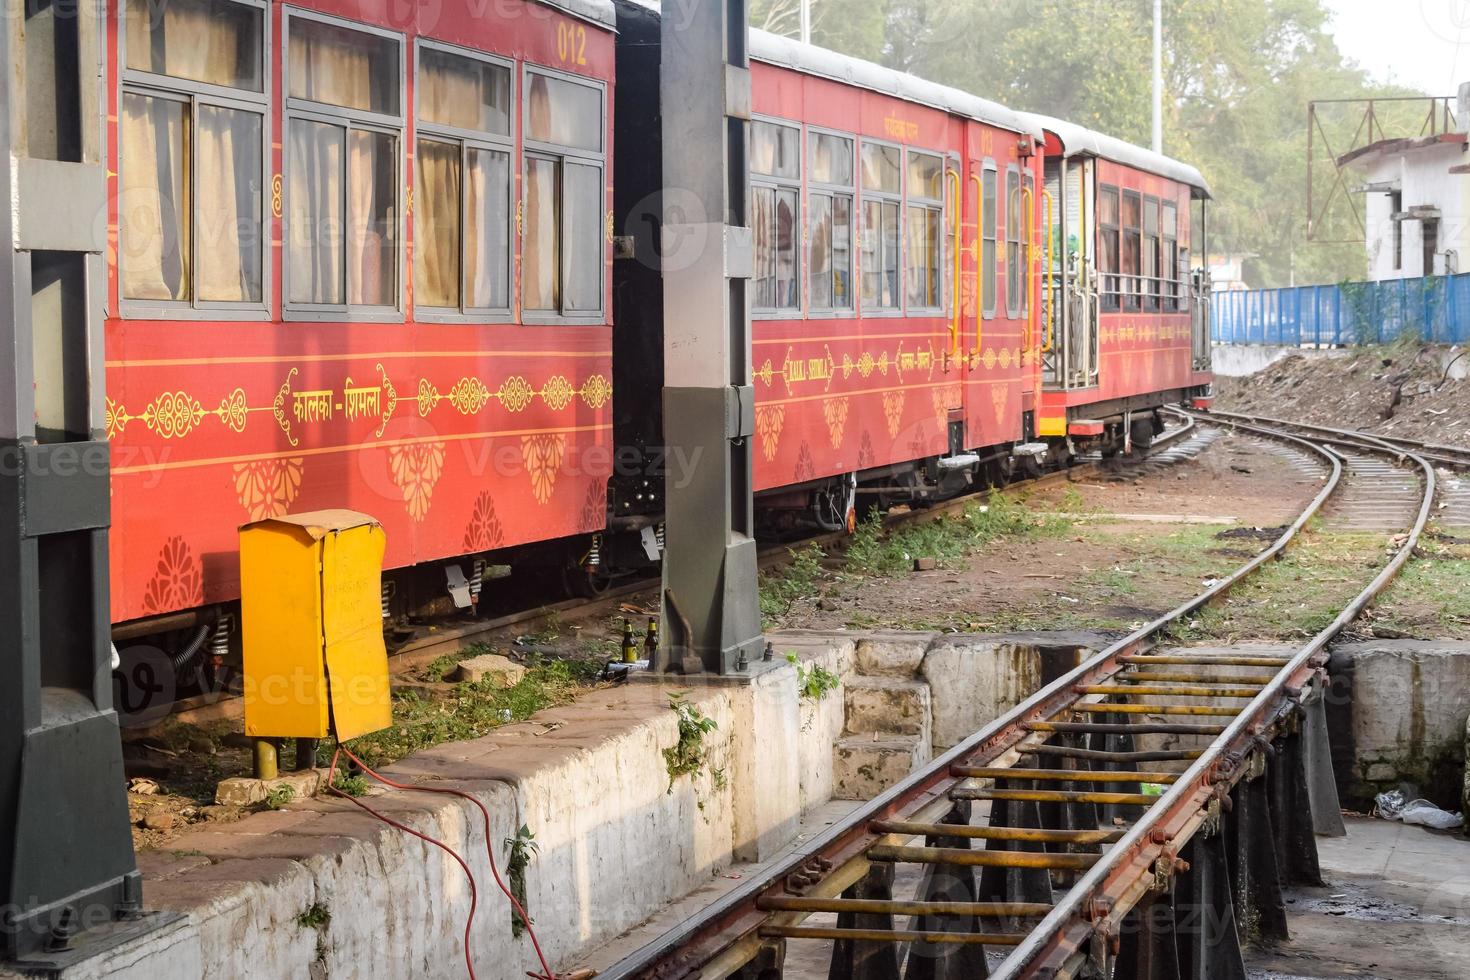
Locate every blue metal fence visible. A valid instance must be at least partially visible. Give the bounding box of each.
[1212,274,1470,346]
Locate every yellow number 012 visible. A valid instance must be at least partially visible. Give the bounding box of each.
[557,22,587,66]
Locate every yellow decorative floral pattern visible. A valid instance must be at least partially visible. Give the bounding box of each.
[232,457,304,521]
[521,434,567,505]
[540,375,576,411]
[882,391,905,438]
[580,374,612,410]
[823,397,850,450]
[388,442,447,522]
[755,405,785,462]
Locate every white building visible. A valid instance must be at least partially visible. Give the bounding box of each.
[1341,85,1470,280]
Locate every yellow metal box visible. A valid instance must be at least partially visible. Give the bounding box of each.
[239,509,391,741]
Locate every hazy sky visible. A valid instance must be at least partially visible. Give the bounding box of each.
[1326,0,1470,95]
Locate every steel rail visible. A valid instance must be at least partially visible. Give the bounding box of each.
[996,419,1436,977]
[594,419,1345,980]
[1203,407,1470,469]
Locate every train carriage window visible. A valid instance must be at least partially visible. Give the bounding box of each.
[905,150,944,311]
[119,0,267,314]
[284,13,403,315]
[1122,190,1142,313]
[1005,168,1021,319]
[861,141,902,312]
[1098,185,1120,312]
[752,120,801,312]
[809,131,854,312]
[523,67,607,319]
[1021,173,1033,320]
[981,164,997,318]
[1162,200,1179,313]
[1142,195,1159,313]
[415,43,513,316]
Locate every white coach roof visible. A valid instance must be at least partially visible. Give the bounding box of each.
[1022,112,1211,198]
[540,0,617,29]
[750,30,1044,140]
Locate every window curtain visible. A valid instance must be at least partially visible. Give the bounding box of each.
[289,21,375,111]
[348,131,393,306]
[125,0,259,90]
[288,120,344,305]
[197,106,261,302]
[466,148,509,309]
[121,94,189,301]
[415,139,461,308]
[524,157,559,311]
[420,52,491,131]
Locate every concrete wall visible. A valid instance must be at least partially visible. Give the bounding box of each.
[1209,345,1352,377]
[67,655,857,980]
[1327,640,1470,809]
[65,628,1058,980]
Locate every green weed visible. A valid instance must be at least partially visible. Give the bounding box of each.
[663,693,718,792]
[786,653,840,701]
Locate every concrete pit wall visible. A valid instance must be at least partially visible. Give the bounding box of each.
[78,647,858,980]
[1327,640,1470,809]
[76,629,1065,980]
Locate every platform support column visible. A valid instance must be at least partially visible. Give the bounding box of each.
[0,0,157,965]
[657,0,764,673]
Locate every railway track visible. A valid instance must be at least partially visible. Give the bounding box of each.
[592,414,1442,980]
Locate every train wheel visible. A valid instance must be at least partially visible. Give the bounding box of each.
[1129,416,1155,454]
[985,457,1015,489]
[812,473,857,533]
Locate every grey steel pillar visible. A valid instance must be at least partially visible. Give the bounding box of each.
[658,0,764,673]
[0,0,153,964]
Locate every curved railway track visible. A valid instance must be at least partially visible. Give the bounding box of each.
[592,414,1443,980]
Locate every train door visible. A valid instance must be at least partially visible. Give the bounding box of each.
[1190,195,1213,372]
[1058,157,1099,389]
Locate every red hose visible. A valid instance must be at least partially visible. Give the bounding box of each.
[325,747,481,980]
[334,744,558,980]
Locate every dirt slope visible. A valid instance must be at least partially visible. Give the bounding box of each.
[1214,343,1470,444]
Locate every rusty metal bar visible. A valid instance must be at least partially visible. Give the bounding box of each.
[951,766,1179,784]
[1081,684,1261,698]
[759,925,1025,946]
[1025,743,1204,764]
[756,896,1053,918]
[869,844,1100,871]
[1026,721,1227,736]
[1120,654,1292,667]
[869,820,1122,845]
[1069,703,1243,717]
[951,788,1156,807]
[1121,670,1277,684]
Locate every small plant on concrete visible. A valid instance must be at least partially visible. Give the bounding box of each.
[503,824,539,938]
[262,785,295,811]
[786,653,839,702]
[295,902,331,930]
[663,692,719,793]
[331,772,370,797]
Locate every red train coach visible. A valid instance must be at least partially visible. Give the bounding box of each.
[1024,114,1214,452]
[611,4,1051,544]
[107,0,618,653]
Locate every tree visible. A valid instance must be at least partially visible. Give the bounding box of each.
[751,0,1423,287]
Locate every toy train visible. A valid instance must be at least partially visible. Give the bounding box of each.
[104,0,1213,688]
